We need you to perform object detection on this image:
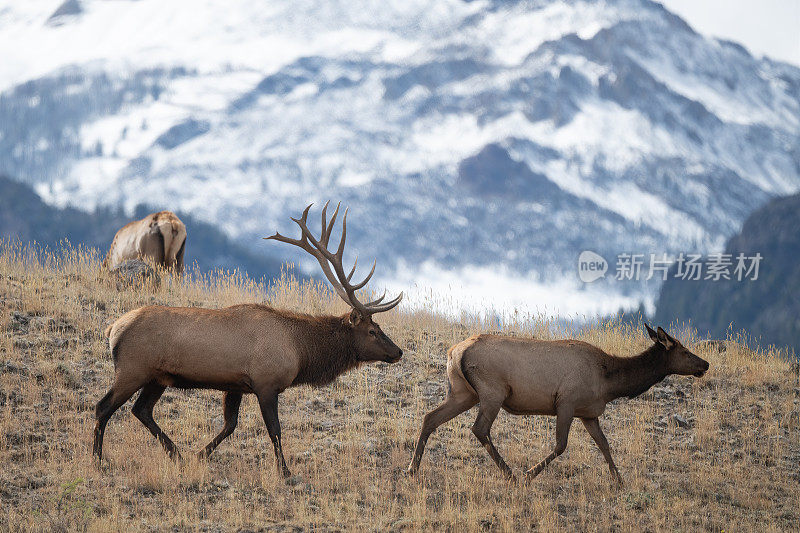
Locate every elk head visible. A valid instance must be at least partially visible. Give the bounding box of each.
[645,323,709,377]
[266,202,404,363]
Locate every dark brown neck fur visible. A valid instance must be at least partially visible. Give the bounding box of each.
[282,313,363,387]
[603,344,669,401]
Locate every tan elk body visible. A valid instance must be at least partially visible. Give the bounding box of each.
[94,203,403,478]
[408,325,709,483]
[104,211,187,272]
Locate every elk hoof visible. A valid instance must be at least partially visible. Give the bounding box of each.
[93,457,112,473]
[285,474,303,486]
[524,465,544,481]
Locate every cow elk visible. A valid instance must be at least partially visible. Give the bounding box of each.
[104,211,187,273]
[94,203,403,478]
[408,324,709,484]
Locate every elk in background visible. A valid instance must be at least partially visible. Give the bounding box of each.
[104,211,187,273]
[408,324,709,484]
[94,203,403,478]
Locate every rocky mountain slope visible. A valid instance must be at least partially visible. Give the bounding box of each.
[655,192,800,355]
[1,0,798,314]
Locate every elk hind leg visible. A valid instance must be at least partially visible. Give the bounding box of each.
[408,391,477,475]
[93,379,145,462]
[132,383,180,460]
[199,392,243,458]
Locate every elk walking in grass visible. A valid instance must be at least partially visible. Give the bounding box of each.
[94,203,403,478]
[408,324,709,484]
[104,210,187,273]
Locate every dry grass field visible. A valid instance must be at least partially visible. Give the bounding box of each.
[1,241,798,532]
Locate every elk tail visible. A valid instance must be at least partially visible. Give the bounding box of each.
[159,217,186,270]
[447,335,480,396]
[104,323,122,365]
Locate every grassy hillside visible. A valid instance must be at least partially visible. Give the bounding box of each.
[1,241,798,531]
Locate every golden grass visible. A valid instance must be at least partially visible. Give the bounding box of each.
[0,241,798,532]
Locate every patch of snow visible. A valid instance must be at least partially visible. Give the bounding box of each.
[637,55,798,129]
[382,260,648,319]
[466,0,644,67]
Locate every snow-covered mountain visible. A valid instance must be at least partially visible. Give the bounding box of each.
[1,0,798,316]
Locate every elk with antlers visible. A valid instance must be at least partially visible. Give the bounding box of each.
[94,203,403,477]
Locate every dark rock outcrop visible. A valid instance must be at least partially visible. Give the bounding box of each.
[655,193,800,355]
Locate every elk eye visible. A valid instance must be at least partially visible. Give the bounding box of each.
[369,330,376,336]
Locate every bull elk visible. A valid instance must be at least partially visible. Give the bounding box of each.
[104,211,187,273]
[408,324,709,484]
[93,203,403,478]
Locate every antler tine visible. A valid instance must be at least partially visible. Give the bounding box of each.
[287,203,330,255]
[324,202,340,247]
[346,256,358,282]
[294,203,313,227]
[319,201,330,246]
[364,292,404,313]
[334,207,348,260]
[263,232,297,245]
[263,204,312,245]
[363,289,386,307]
[283,204,313,245]
[350,259,376,291]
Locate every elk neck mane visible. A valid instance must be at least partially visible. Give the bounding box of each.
[262,306,362,388]
[601,343,669,400]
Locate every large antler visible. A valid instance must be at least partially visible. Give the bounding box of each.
[265,202,403,316]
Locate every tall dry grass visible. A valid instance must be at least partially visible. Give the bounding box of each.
[0,240,798,532]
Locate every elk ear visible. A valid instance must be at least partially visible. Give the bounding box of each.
[644,323,658,343]
[347,309,363,327]
[656,326,676,349]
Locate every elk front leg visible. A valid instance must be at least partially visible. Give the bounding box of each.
[472,400,515,480]
[581,417,623,485]
[199,392,243,458]
[257,391,291,478]
[526,405,574,480]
